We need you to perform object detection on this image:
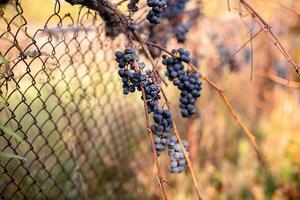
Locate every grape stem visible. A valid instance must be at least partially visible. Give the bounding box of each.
[256,70,300,89]
[132,59,169,200]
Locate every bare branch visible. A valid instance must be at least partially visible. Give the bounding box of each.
[240,0,300,78]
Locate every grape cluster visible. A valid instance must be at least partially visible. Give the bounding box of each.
[128,22,138,31]
[115,48,139,68]
[98,6,123,37]
[275,61,287,78]
[140,70,161,113]
[146,0,167,24]
[163,0,188,19]
[151,107,173,155]
[174,23,189,43]
[151,107,173,133]
[115,48,191,174]
[139,71,171,155]
[163,48,202,118]
[128,0,139,12]
[115,48,143,94]
[118,70,141,94]
[154,134,169,155]
[168,136,189,173]
[178,72,201,117]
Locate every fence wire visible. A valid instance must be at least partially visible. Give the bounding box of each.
[0,1,155,199]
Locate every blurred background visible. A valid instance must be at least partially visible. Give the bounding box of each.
[0,0,299,199]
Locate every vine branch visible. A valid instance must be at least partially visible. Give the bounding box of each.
[240,0,300,79]
[144,40,264,161]
[65,0,169,199]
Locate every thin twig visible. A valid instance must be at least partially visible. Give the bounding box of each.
[230,28,262,58]
[240,0,300,78]
[116,0,128,6]
[132,59,169,200]
[201,75,261,154]
[133,34,203,200]
[250,28,253,80]
[172,122,203,200]
[141,87,169,200]
[227,0,231,11]
[256,70,300,89]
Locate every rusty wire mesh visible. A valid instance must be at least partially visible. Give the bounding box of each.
[0,0,156,199]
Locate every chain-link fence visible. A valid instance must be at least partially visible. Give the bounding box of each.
[0,1,157,199]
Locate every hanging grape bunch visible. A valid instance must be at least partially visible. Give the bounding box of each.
[163,48,202,118]
[115,48,143,94]
[62,0,291,198]
[146,0,167,24]
[115,47,197,173]
[68,0,202,175]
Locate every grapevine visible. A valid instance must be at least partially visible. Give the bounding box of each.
[62,0,296,199]
[115,48,190,173]
[2,0,300,200]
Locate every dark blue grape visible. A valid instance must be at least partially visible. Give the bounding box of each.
[168,136,189,173]
[217,44,239,71]
[244,48,251,64]
[154,135,169,156]
[146,0,167,24]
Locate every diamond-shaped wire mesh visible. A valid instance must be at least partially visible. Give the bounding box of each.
[0,1,155,199]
